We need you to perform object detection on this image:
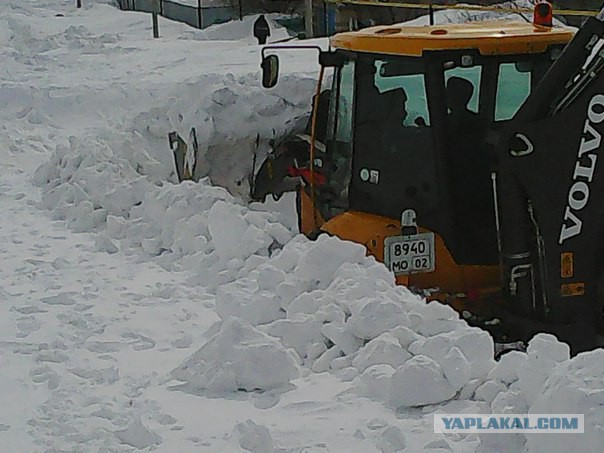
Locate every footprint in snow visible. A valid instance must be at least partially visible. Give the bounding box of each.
[69,366,119,385]
[35,350,69,364]
[14,305,48,315]
[86,341,121,354]
[16,316,42,338]
[29,365,60,389]
[41,293,76,306]
[171,334,192,349]
[122,332,155,351]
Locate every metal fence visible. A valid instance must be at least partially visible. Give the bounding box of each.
[117,0,236,29]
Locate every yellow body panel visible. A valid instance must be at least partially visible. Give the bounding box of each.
[319,210,500,299]
[298,186,325,234]
[330,21,574,56]
[299,192,500,301]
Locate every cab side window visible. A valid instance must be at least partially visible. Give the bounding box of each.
[444,66,482,114]
[495,62,531,121]
[374,61,431,127]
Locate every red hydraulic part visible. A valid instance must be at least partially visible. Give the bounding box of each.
[287,166,326,185]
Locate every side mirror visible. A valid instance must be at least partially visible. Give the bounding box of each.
[261,55,280,88]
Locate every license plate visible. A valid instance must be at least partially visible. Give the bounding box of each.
[384,233,435,275]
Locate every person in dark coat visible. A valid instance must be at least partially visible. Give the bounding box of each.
[253,15,271,45]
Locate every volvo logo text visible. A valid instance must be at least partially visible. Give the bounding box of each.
[559,94,604,244]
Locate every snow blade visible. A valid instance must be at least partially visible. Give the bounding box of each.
[168,128,198,182]
[168,131,187,182]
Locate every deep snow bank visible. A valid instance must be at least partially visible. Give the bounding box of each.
[33,71,316,274]
[134,72,316,198]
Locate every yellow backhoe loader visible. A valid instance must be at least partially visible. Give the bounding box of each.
[253,1,604,353]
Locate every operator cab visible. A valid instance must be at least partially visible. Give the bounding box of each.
[258,20,573,273]
[316,28,565,266]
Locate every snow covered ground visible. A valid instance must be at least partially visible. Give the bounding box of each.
[1,1,603,452]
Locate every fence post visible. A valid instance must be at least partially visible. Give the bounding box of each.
[198,0,203,28]
[153,13,159,37]
[239,0,243,20]
[152,0,160,38]
[77,0,82,8]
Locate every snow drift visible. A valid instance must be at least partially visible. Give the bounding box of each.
[21,1,604,452]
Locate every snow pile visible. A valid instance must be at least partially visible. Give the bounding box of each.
[34,73,316,273]
[527,349,604,452]
[35,141,294,284]
[474,334,604,453]
[195,233,495,407]
[32,73,315,210]
[135,72,316,198]
[171,317,300,394]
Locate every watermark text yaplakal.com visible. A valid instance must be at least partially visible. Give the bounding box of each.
[434,414,584,434]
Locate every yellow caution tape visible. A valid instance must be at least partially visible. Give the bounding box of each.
[326,0,598,17]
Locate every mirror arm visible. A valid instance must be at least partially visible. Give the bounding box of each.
[261,45,344,68]
[261,45,324,60]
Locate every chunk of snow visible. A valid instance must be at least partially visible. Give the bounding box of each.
[352,333,411,373]
[390,355,456,407]
[527,350,604,453]
[216,281,284,326]
[441,346,471,391]
[474,380,507,404]
[115,418,161,450]
[262,315,323,358]
[234,419,274,453]
[171,318,299,394]
[359,364,396,402]
[295,235,366,289]
[347,299,408,340]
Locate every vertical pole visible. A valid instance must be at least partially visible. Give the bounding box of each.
[77,0,82,8]
[153,0,160,38]
[197,0,202,28]
[238,0,243,20]
[305,0,314,38]
[429,2,434,25]
[153,13,159,38]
